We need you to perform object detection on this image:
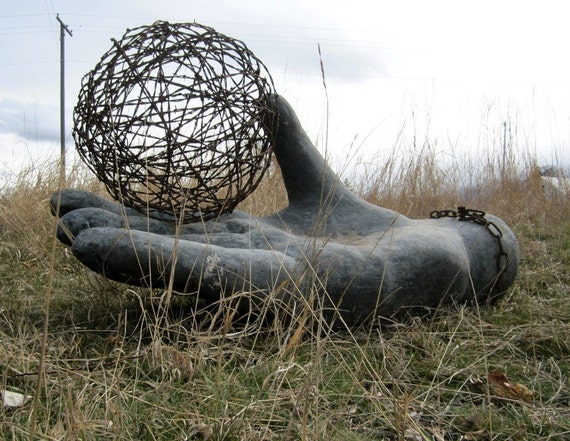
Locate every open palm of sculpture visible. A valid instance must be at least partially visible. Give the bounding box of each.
[52,95,520,326]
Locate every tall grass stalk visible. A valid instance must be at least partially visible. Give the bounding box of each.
[27,160,65,438]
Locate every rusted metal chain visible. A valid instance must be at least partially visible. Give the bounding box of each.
[430,207,509,274]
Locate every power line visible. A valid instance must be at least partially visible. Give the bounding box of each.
[0,13,50,18]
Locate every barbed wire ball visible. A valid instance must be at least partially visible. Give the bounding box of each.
[73,21,278,223]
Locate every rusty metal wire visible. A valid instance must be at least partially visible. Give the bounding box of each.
[73,21,277,223]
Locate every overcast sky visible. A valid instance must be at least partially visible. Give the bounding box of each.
[2,0,570,180]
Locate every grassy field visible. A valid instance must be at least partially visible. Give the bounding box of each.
[1,145,569,440]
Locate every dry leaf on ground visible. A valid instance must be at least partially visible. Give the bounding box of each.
[488,371,534,403]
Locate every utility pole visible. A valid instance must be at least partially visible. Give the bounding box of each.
[502,121,507,177]
[57,14,72,181]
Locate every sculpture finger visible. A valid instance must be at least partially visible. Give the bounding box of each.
[55,208,181,246]
[50,189,140,217]
[71,227,299,303]
[55,204,286,247]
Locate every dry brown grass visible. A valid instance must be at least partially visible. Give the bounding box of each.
[1,136,569,440]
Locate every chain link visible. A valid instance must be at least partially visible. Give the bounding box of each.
[430,206,509,275]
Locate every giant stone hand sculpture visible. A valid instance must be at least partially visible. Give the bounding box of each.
[52,95,519,325]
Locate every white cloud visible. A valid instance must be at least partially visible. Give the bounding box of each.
[0,99,64,142]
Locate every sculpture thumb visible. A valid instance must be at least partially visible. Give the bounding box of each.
[271,95,359,208]
[266,95,403,235]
